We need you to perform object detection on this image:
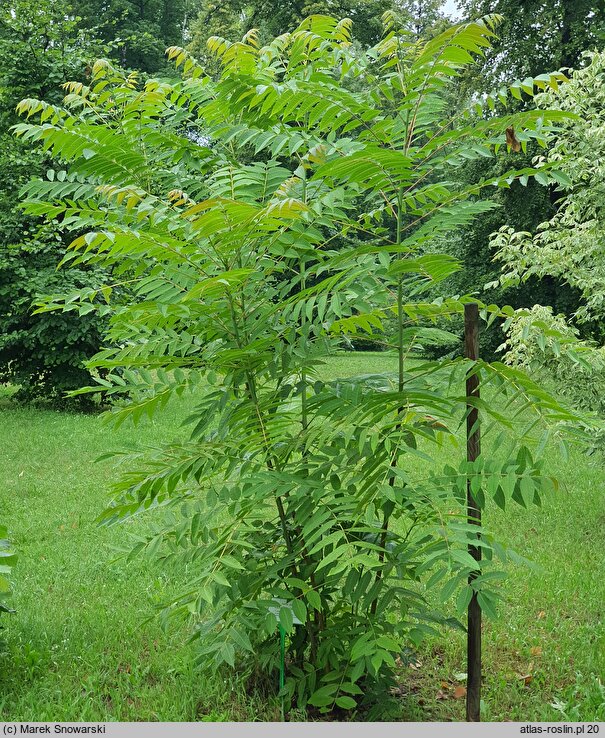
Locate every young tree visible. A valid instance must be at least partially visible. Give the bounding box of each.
[0,525,16,615]
[17,15,582,714]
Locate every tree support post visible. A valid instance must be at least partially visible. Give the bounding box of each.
[464,303,482,722]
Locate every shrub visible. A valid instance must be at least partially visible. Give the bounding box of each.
[0,217,107,408]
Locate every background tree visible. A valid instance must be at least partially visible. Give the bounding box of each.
[493,50,605,415]
[72,0,197,72]
[396,0,449,40]
[457,0,605,86]
[187,0,450,62]
[430,0,605,358]
[0,0,198,406]
[187,0,431,61]
[0,0,111,406]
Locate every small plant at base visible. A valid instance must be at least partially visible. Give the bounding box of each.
[0,525,16,616]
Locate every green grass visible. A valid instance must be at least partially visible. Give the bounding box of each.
[0,352,603,721]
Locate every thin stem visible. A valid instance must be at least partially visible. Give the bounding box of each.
[296,171,322,658]
[370,188,404,616]
[300,261,308,433]
[225,291,297,568]
[300,171,309,436]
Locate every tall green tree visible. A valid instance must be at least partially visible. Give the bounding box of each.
[18,16,582,714]
[397,0,449,39]
[187,0,450,61]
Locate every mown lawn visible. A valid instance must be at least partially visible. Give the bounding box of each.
[0,353,603,721]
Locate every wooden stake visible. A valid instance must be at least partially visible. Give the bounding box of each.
[464,303,481,722]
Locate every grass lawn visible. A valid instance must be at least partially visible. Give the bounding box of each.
[0,352,603,721]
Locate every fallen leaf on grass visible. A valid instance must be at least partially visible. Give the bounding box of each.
[530,646,542,657]
[516,660,535,686]
[537,610,546,619]
[435,682,466,700]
